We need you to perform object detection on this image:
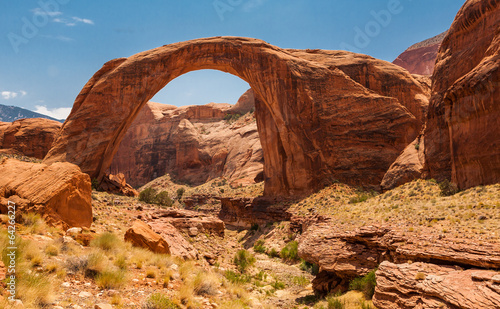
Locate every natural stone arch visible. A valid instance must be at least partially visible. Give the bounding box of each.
[44,37,429,197]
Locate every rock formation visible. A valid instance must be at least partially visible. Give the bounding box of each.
[393,32,447,76]
[424,0,500,189]
[110,93,263,188]
[374,261,500,309]
[45,37,429,197]
[98,173,139,197]
[147,208,225,237]
[298,223,500,295]
[0,158,92,228]
[385,0,500,190]
[124,220,171,254]
[0,118,61,159]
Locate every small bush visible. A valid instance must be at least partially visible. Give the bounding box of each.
[268,248,280,258]
[280,241,299,262]
[253,240,266,253]
[349,270,377,299]
[143,293,179,309]
[65,256,88,273]
[300,260,319,275]
[439,179,459,196]
[327,296,345,309]
[139,187,158,204]
[176,187,185,200]
[233,249,255,273]
[271,279,285,290]
[292,275,309,287]
[156,191,173,207]
[225,270,251,284]
[85,251,107,278]
[193,272,219,296]
[44,244,60,257]
[96,269,127,289]
[224,113,243,123]
[91,232,120,251]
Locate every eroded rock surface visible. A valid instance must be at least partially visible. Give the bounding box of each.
[373,261,500,309]
[99,173,139,197]
[0,118,61,159]
[0,158,92,228]
[110,97,262,188]
[147,208,225,237]
[45,37,429,197]
[124,220,170,254]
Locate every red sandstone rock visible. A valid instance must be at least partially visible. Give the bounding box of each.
[110,99,263,187]
[148,221,198,260]
[44,37,428,197]
[392,32,447,76]
[0,158,92,228]
[298,223,500,294]
[0,118,61,159]
[124,220,170,254]
[381,138,425,190]
[148,208,225,237]
[424,0,500,188]
[373,261,500,309]
[99,173,138,197]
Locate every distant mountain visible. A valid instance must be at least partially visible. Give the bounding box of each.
[393,31,448,76]
[0,104,64,123]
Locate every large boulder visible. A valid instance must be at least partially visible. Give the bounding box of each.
[373,261,500,309]
[0,118,61,159]
[0,158,92,228]
[124,220,170,254]
[45,37,429,197]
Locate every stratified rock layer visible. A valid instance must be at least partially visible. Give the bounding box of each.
[0,158,92,228]
[110,97,262,188]
[373,261,500,309]
[424,0,500,188]
[0,118,61,159]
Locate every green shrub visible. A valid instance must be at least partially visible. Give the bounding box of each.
[271,279,285,290]
[91,232,120,251]
[233,249,255,273]
[176,187,185,200]
[300,260,319,275]
[268,248,280,258]
[96,269,126,289]
[280,241,299,262]
[253,240,266,253]
[223,113,243,123]
[144,292,179,309]
[327,295,345,309]
[156,191,173,207]
[91,178,100,190]
[225,270,251,284]
[439,179,459,196]
[139,187,158,204]
[349,270,377,299]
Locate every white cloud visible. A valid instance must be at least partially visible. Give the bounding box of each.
[32,8,62,17]
[72,17,94,25]
[42,34,75,42]
[1,90,27,100]
[34,105,72,120]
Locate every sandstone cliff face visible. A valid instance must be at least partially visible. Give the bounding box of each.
[0,158,92,228]
[45,37,429,197]
[109,94,262,188]
[393,32,447,76]
[0,118,61,159]
[424,0,500,188]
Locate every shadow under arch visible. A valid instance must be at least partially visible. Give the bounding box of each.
[44,36,425,197]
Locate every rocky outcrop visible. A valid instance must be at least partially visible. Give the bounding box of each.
[110,99,262,187]
[98,173,139,197]
[381,138,425,190]
[423,0,500,188]
[0,158,92,228]
[393,32,447,76]
[0,118,61,159]
[298,223,500,295]
[147,221,198,260]
[373,261,500,309]
[147,209,225,237]
[45,37,429,197]
[124,220,171,254]
[219,197,292,228]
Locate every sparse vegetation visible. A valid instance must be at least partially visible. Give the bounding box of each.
[349,270,377,299]
[156,191,173,207]
[233,249,256,273]
[439,179,460,196]
[253,239,266,253]
[143,293,179,309]
[139,187,158,204]
[280,240,300,262]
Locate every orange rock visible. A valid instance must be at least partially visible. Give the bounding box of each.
[424,0,500,189]
[373,261,500,309]
[0,118,61,159]
[124,220,170,254]
[392,31,447,76]
[45,37,428,197]
[99,173,138,197]
[381,138,425,190]
[0,158,92,228]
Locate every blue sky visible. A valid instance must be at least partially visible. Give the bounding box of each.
[0,0,465,120]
